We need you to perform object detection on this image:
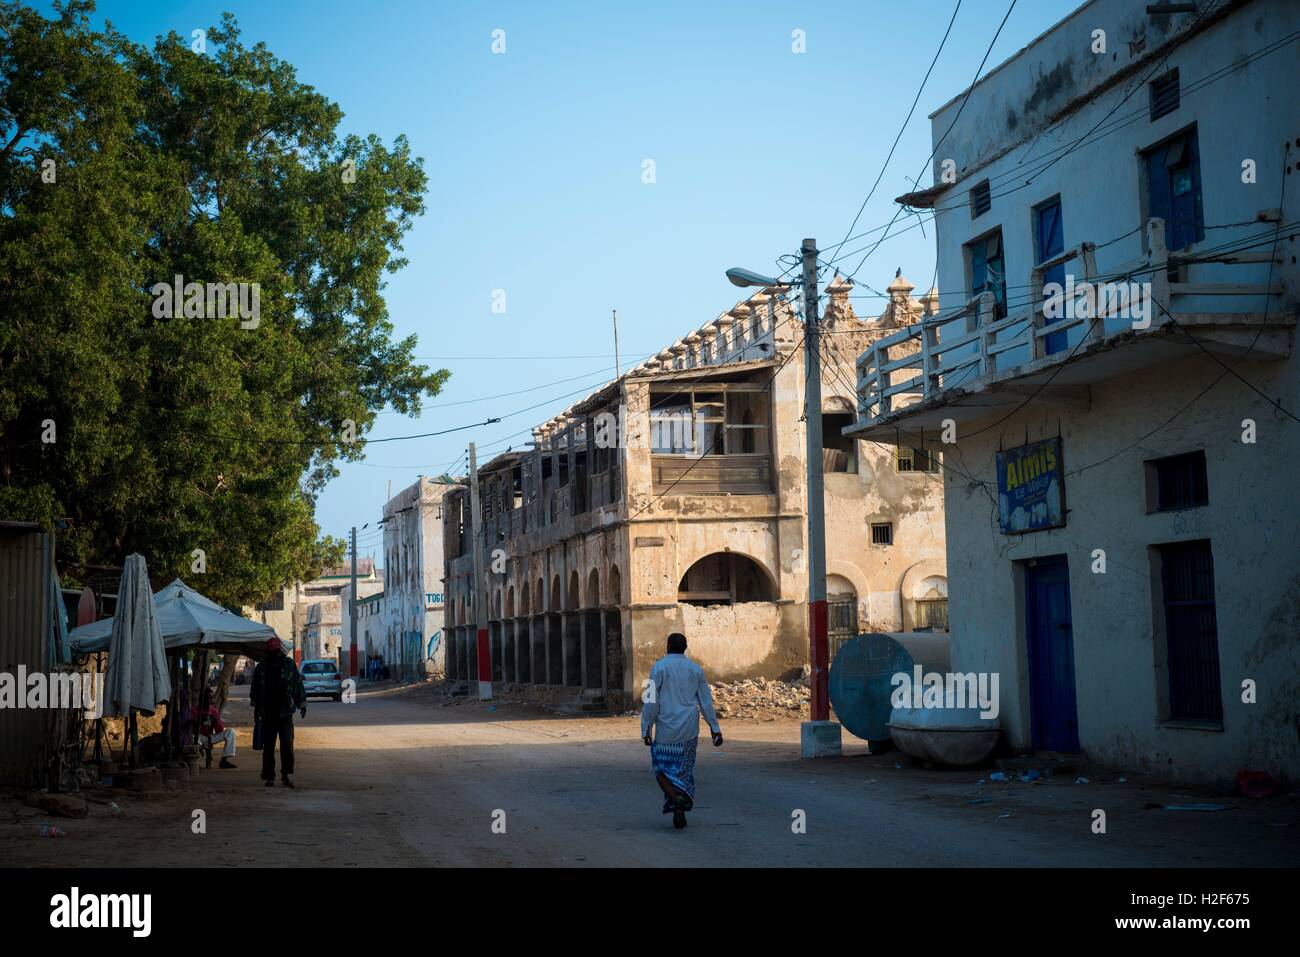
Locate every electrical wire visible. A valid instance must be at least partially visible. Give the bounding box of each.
[823,0,962,264]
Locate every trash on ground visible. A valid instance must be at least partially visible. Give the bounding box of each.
[989,771,1008,782]
[1074,776,1090,784]
[39,826,66,837]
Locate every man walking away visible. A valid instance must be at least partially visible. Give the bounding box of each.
[641,632,723,829]
[250,637,306,788]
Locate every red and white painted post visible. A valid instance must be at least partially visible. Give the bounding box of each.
[800,237,841,758]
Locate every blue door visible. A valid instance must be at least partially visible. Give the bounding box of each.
[1034,198,1067,355]
[1026,556,1080,752]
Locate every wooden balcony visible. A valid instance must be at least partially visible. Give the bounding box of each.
[651,453,772,495]
[848,218,1292,440]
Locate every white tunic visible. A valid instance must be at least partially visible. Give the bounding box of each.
[640,653,721,744]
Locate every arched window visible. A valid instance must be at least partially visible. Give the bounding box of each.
[608,565,622,607]
[678,553,773,607]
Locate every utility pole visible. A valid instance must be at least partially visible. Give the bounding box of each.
[612,308,621,380]
[349,526,359,679]
[800,237,842,758]
[467,442,493,700]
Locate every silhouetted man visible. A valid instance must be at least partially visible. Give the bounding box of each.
[641,632,723,829]
[251,637,306,787]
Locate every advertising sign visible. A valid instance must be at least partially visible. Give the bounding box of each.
[996,437,1065,533]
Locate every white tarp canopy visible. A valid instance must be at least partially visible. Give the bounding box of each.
[102,554,171,718]
[70,577,283,656]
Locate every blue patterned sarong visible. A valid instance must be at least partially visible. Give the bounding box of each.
[651,736,699,802]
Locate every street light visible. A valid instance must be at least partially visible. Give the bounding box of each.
[725,266,794,289]
[725,241,841,759]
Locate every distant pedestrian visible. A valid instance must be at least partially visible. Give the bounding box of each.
[641,632,723,829]
[250,637,306,788]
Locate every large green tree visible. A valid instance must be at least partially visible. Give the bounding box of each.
[0,1,447,604]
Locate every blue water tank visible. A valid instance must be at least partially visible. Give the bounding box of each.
[829,632,952,743]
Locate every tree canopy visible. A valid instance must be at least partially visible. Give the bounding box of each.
[0,1,447,604]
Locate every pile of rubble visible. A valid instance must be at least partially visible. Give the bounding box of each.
[711,671,810,721]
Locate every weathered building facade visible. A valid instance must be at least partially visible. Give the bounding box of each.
[849,0,1300,785]
[444,277,947,710]
[382,477,451,679]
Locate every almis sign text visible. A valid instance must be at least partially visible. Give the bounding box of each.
[996,437,1065,534]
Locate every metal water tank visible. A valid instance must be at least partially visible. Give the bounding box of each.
[828,632,952,743]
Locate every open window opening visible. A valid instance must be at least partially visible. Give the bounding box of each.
[677,553,773,607]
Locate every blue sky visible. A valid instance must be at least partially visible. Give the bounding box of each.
[79,0,1079,563]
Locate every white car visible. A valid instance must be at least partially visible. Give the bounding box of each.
[301,659,343,701]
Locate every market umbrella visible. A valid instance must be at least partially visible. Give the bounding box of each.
[70,578,282,655]
[101,554,171,719]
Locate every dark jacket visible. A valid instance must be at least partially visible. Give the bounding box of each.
[251,654,306,719]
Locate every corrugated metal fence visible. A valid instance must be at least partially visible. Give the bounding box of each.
[0,523,54,787]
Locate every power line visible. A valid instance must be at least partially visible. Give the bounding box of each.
[823,12,1298,265]
[823,0,962,264]
[838,0,1020,285]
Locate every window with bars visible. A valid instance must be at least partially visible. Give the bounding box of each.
[870,522,893,546]
[1148,450,1208,511]
[828,596,858,660]
[1156,539,1222,723]
[257,592,285,612]
[895,444,939,473]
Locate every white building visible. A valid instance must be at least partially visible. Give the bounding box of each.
[303,598,342,663]
[849,0,1299,786]
[340,576,385,672]
[383,476,452,679]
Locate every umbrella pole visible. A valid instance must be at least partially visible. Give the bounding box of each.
[170,653,183,758]
[129,711,138,768]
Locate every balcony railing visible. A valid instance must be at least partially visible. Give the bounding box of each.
[855,217,1285,424]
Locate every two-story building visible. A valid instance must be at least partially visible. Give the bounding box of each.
[443,276,948,711]
[848,0,1299,785]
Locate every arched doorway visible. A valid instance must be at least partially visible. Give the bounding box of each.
[826,574,859,660]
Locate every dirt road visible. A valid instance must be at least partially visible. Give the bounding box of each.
[3,684,1296,867]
